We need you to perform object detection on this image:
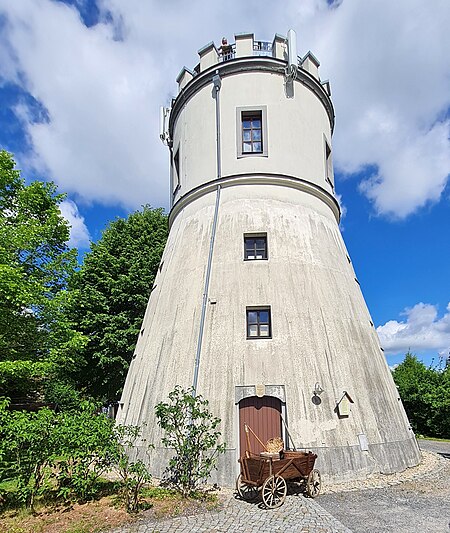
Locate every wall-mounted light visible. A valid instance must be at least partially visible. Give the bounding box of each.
[313,382,324,396]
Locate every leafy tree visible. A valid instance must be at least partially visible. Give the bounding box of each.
[0,150,84,403]
[155,387,226,497]
[70,206,168,401]
[392,352,450,438]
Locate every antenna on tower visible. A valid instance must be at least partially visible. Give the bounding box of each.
[159,106,171,146]
[286,29,298,81]
[284,29,298,98]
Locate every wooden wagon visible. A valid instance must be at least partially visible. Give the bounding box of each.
[236,450,321,508]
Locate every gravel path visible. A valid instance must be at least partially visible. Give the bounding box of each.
[319,440,450,533]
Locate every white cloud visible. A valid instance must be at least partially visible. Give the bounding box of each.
[0,0,449,217]
[59,199,91,248]
[377,302,450,356]
[306,0,450,218]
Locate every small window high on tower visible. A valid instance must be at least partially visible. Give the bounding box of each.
[246,307,272,339]
[244,233,268,260]
[172,147,181,195]
[325,139,333,187]
[242,111,262,153]
[236,106,268,158]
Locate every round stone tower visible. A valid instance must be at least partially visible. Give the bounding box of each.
[117,32,420,485]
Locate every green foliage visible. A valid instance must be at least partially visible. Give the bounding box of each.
[393,352,450,438]
[52,402,116,502]
[70,205,168,401]
[0,399,153,512]
[0,360,56,396]
[0,399,57,509]
[0,150,85,403]
[155,387,226,497]
[42,379,83,411]
[112,424,153,513]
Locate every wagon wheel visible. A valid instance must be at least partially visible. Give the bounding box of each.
[306,469,321,498]
[236,474,259,502]
[261,475,287,509]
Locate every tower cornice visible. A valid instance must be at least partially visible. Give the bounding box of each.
[169,57,335,137]
[168,172,341,228]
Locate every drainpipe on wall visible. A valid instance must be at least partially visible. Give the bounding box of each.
[192,72,222,397]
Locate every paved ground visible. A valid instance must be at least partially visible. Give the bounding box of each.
[419,438,450,457]
[319,440,450,533]
[112,440,450,533]
[112,490,352,533]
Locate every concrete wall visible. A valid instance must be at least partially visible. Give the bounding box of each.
[170,62,334,206]
[117,45,420,486]
[117,180,420,485]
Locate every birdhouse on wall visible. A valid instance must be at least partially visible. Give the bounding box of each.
[337,391,354,418]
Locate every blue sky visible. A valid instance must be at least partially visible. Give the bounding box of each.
[0,0,449,367]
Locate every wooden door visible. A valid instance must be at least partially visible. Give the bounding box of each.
[239,396,282,457]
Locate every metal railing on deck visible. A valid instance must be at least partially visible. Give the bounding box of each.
[253,40,272,56]
[219,40,273,62]
[219,44,236,62]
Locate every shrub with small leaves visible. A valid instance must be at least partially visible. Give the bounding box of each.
[0,398,154,512]
[155,387,226,497]
[53,401,116,502]
[0,399,57,509]
[112,424,153,513]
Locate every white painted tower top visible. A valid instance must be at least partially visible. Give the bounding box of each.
[167,32,337,224]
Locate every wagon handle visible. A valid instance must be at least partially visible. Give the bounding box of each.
[244,424,252,457]
[245,424,269,452]
[280,413,297,451]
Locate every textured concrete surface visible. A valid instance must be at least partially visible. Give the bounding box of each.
[111,491,353,533]
[117,32,420,486]
[319,446,450,533]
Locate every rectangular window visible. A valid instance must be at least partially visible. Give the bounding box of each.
[172,147,181,194]
[246,307,271,339]
[236,106,268,158]
[324,138,334,188]
[244,234,267,260]
[242,111,262,153]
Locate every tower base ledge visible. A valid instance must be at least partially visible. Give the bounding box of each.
[127,435,421,487]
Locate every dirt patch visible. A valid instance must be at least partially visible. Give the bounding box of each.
[0,490,220,533]
[0,496,134,533]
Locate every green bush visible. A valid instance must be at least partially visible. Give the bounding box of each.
[112,424,153,513]
[0,399,152,511]
[52,402,116,502]
[155,387,226,497]
[0,398,57,509]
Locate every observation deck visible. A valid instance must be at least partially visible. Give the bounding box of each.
[176,32,330,99]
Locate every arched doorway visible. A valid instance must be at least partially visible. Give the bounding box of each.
[239,396,282,457]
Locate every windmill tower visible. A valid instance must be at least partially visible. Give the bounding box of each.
[117,32,420,485]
